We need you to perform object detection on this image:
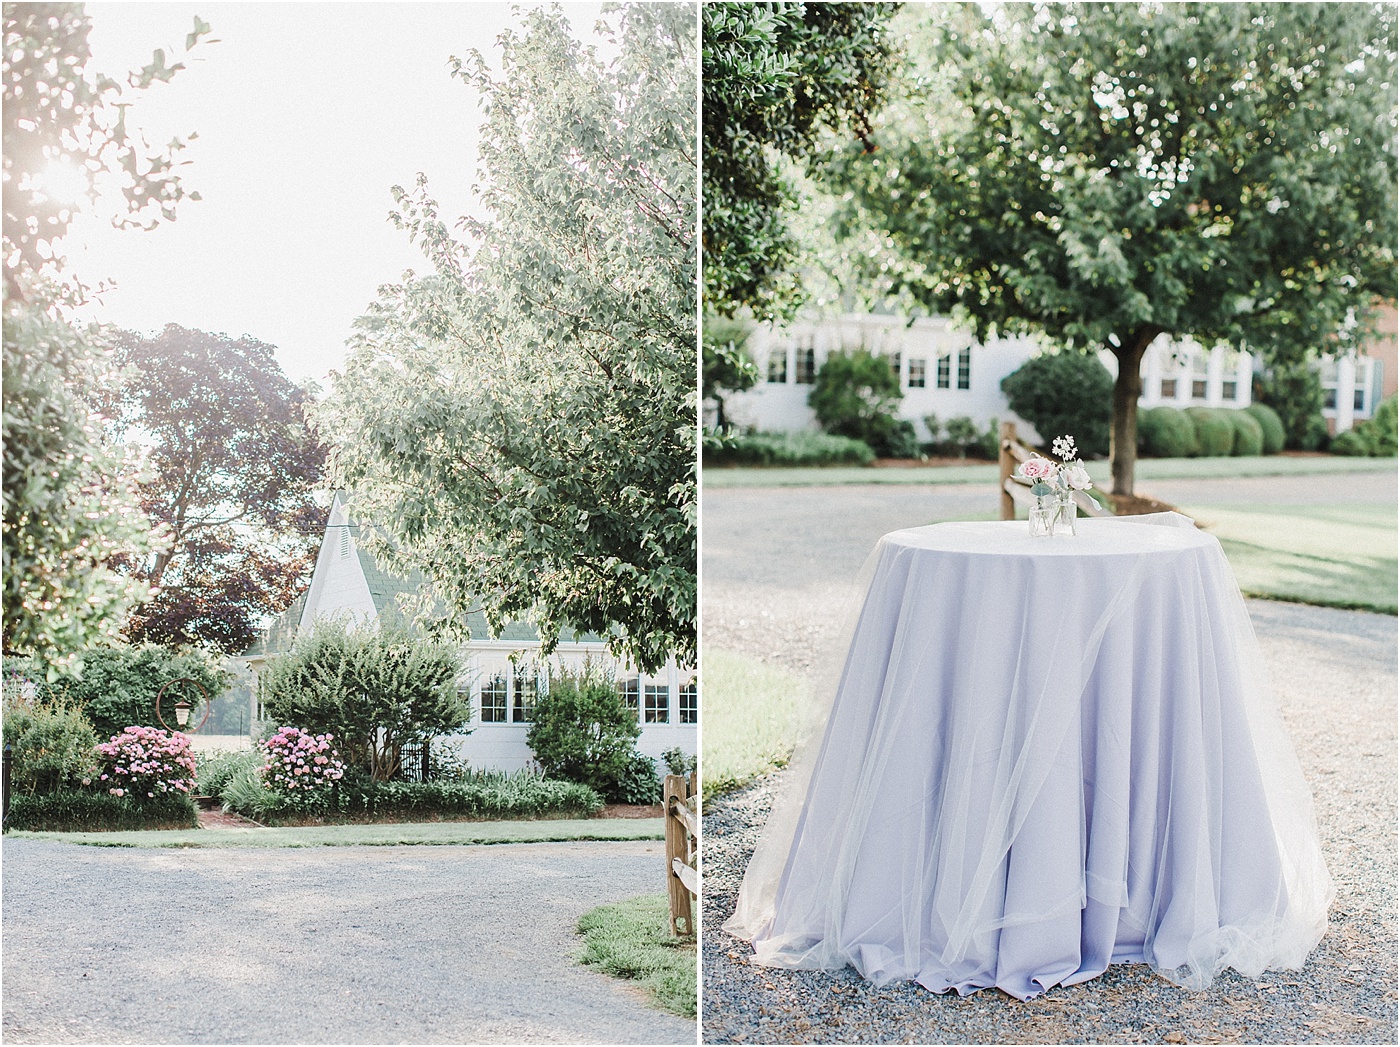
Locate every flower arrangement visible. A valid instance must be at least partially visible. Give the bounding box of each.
[1017,435,1094,535]
[259,726,346,796]
[96,726,197,799]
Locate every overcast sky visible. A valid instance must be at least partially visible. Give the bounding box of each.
[66,2,607,385]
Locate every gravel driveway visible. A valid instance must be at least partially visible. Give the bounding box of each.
[701,476,1398,1044]
[2,839,695,1045]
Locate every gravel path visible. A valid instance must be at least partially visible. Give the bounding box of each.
[2,839,695,1045]
[701,478,1398,1044]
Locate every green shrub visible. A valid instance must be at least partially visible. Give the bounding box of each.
[12,645,230,741]
[1137,406,1198,458]
[808,349,909,457]
[611,752,662,806]
[1329,428,1371,456]
[220,768,602,825]
[1001,351,1113,456]
[2,691,98,796]
[1228,409,1265,456]
[1244,403,1286,454]
[195,748,261,798]
[527,667,640,800]
[702,430,874,467]
[661,747,697,777]
[1186,407,1235,456]
[1258,359,1328,450]
[1345,394,1398,457]
[258,622,468,781]
[6,790,197,832]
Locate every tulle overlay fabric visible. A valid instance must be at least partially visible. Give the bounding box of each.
[723,515,1332,1000]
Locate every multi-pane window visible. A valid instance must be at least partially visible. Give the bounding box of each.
[767,347,788,384]
[644,683,669,724]
[1190,352,1209,399]
[1159,377,1177,398]
[678,682,697,725]
[1221,378,1237,400]
[1323,387,1338,410]
[1354,387,1366,411]
[512,668,537,723]
[907,358,927,389]
[888,352,902,383]
[617,676,640,717]
[794,345,816,385]
[956,347,971,390]
[936,354,951,389]
[481,674,508,723]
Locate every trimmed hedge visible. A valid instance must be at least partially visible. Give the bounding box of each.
[1185,407,1236,456]
[1229,410,1265,456]
[703,430,875,467]
[1244,403,1286,455]
[222,770,604,826]
[1329,428,1371,456]
[5,790,198,832]
[1138,406,1197,458]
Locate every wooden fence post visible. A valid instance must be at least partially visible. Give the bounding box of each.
[999,420,1018,520]
[664,773,697,937]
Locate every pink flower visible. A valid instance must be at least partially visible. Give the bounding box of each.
[1018,457,1057,481]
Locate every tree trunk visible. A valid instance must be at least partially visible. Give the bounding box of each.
[1109,327,1163,497]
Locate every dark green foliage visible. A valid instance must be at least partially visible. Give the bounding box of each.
[611,752,663,806]
[1370,395,1398,456]
[1244,404,1287,455]
[219,767,602,825]
[1137,407,1198,459]
[1258,360,1329,451]
[1228,410,1265,457]
[1000,353,1113,456]
[257,622,468,781]
[661,747,697,777]
[19,644,229,741]
[702,316,759,432]
[1,692,97,796]
[1329,428,1371,456]
[809,349,911,457]
[1186,408,1236,457]
[5,790,197,832]
[703,430,875,467]
[526,668,641,800]
[702,1,902,318]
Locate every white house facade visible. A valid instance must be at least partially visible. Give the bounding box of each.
[244,494,696,774]
[721,312,1386,440]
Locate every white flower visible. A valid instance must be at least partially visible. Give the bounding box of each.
[1063,463,1093,490]
[1052,434,1078,462]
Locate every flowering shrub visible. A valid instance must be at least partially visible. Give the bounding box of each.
[259,727,345,801]
[96,726,197,798]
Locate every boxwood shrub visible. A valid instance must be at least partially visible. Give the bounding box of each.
[5,790,197,832]
[1244,403,1286,454]
[1185,407,1236,457]
[1228,410,1265,456]
[1137,406,1197,458]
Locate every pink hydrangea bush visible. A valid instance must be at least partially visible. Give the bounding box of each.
[96,726,197,799]
[259,727,345,803]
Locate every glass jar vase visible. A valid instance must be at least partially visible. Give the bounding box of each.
[1054,489,1077,537]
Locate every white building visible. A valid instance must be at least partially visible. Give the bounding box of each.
[244,494,696,774]
[722,312,1385,440]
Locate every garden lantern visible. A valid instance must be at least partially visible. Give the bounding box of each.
[155,678,211,734]
[173,699,192,727]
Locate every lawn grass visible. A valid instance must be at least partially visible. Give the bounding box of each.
[5,817,664,849]
[576,894,696,1018]
[702,649,809,800]
[704,454,1395,488]
[1181,503,1398,614]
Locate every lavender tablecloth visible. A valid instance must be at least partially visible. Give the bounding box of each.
[724,515,1332,1000]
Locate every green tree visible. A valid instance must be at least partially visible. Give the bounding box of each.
[2,4,211,670]
[1000,351,1114,457]
[702,315,759,432]
[702,1,901,319]
[314,5,696,674]
[257,621,468,782]
[105,326,325,654]
[526,667,641,799]
[808,348,908,455]
[829,2,1398,494]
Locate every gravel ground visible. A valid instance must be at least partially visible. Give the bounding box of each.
[2,839,695,1045]
[701,476,1398,1044]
